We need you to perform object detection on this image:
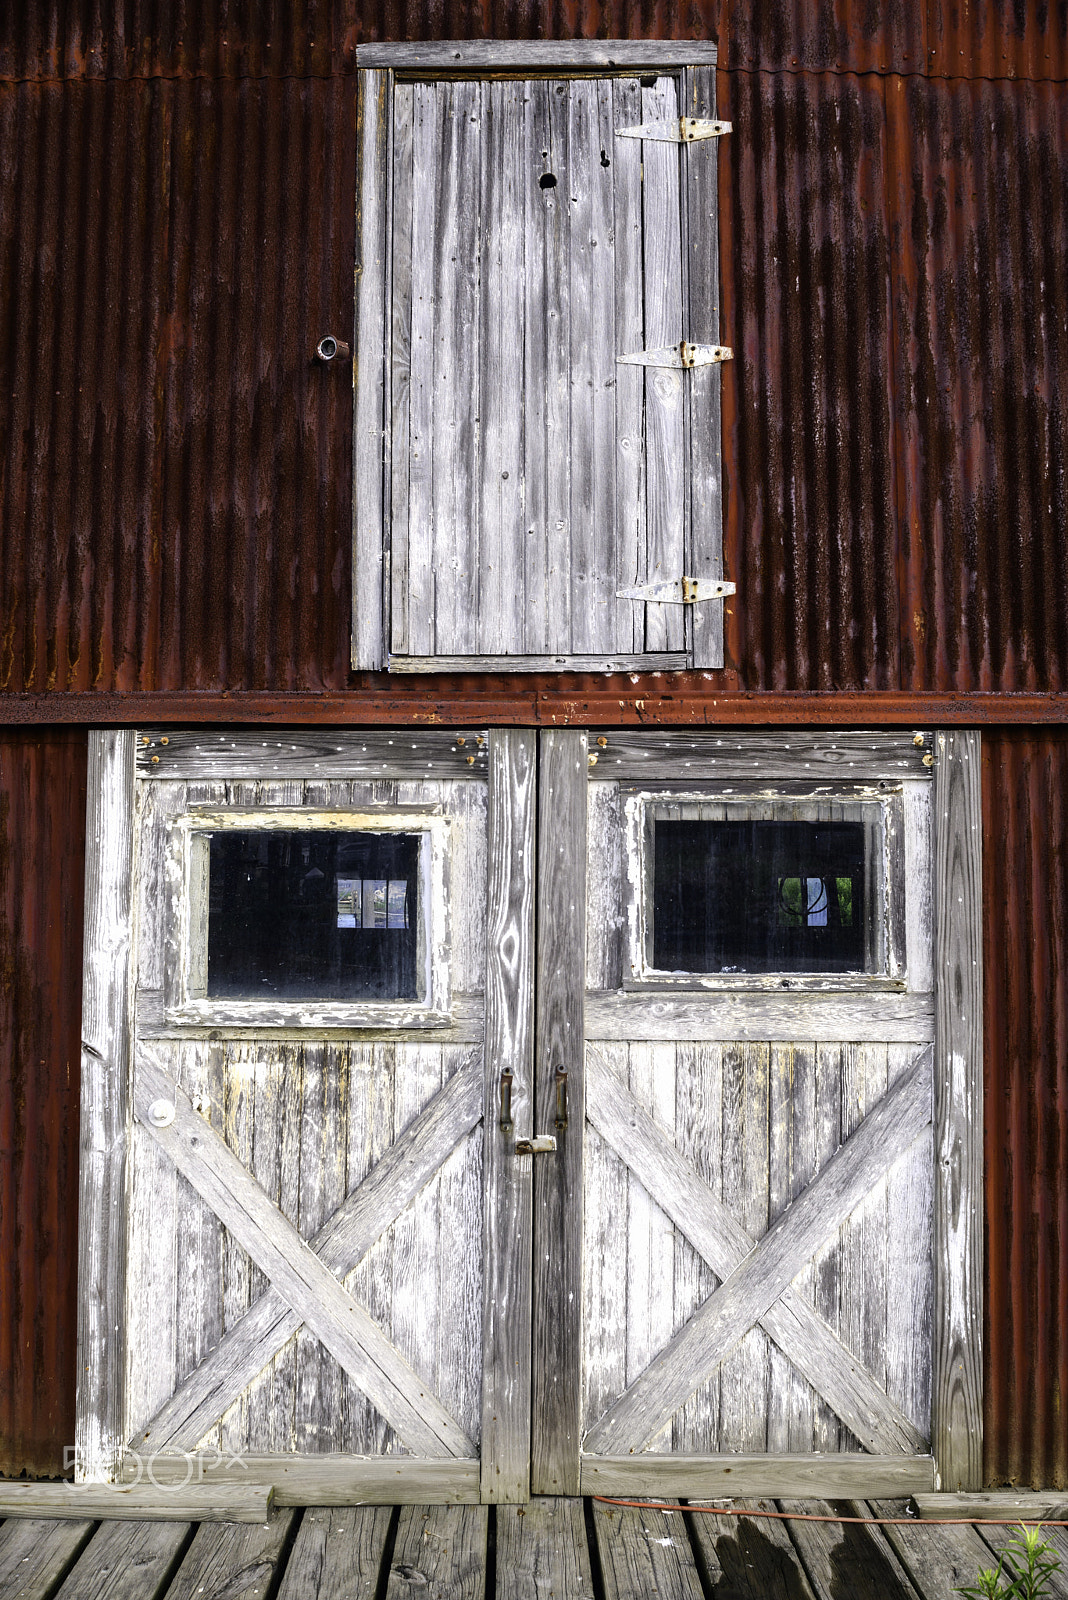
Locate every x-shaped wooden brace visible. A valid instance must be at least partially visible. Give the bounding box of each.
[583,1043,934,1458]
[132,1047,483,1460]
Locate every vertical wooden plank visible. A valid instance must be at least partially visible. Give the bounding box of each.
[904,780,935,994]
[124,1116,177,1445]
[812,1043,844,1453]
[841,1044,890,1447]
[685,64,726,669]
[717,1042,770,1451]
[425,79,483,657]
[672,1041,722,1452]
[641,76,686,655]
[932,728,983,1490]
[531,729,588,1495]
[566,80,598,654]
[521,82,550,655]
[478,82,526,655]
[767,1043,816,1453]
[77,730,135,1483]
[543,82,573,654]
[395,79,427,654]
[576,78,620,654]
[481,731,536,1502]
[582,1044,629,1440]
[342,1043,396,1456]
[585,781,624,991]
[612,75,646,655]
[173,1043,223,1406]
[886,1042,934,1442]
[391,1043,443,1416]
[353,68,391,670]
[626,1042,677,1451]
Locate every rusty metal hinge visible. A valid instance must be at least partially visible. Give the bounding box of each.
[617,117,732,143]
[617,577,736,604]
[618,341,733,369]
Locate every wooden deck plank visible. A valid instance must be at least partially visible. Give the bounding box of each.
[276,1507,392,1600]
[164,1509,297,1600]
[0,1485,270,1522]
[870,1499,1001,1600]
[385,1506,489,1599]
[779,1500,919,1600]
[687,1500,819,1598]
[0,1518,96,1599]
[590,1500,704,1600]
[495,1499,595,1599]
[52,1521,191,1600]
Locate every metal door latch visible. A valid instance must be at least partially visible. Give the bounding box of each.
[514,1136,558,1156]
[618,576,736,604]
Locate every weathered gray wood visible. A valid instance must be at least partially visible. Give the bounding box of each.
[641,77,686,657]
[385,1505,489,1597]
[686,65,726,670]
[138,991,486,1043]
[132,1454,482,1504]
[872,1499,1016,1600]
[389,653,689,673]
[141,1051,481,1450]
[0,1519,96,1600]
[586,990,934,1041]
[585,1047,933,1453]
[590,1499,705,1600]
[52,1520,191,1600]
[531,730,588,1496]
[0,1485,271,1521]
[135,728,489,779]
[932,729,983,1492]
[358,40,717,66]
[133,1051,474,1459]
[613,78,645,655]
[780,1499,919,1600]
[277,1506,393,1599]
[542,81,573,655]
[581,1456,937,1496]
[353,67,391,670]
[585,1049,928,1455]
[163,1509,297,1600]
[914,1491,1068,1518]
[481,732,536,1501]
[687,1499,819,1598]
[77,729,136,1482]
[494,1499,595,1598]
[594,729,933,781]
[388,77,415,655]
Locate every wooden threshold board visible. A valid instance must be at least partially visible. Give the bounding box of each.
[581,1454,938,1498]
[0,1483,272,1521]
[121,1455,482,1505]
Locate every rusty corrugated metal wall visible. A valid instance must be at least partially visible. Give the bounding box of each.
[0,731,86,1479]
[1,0,1067,1483]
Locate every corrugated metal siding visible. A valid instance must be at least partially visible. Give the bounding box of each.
[2,55,1065,698]
[0,729,86,1478]
[0,76,355,694]
[718,66,1068,691]
[984,729,1068,1489]
[927,0,1068,83]
[2,2,1063,79]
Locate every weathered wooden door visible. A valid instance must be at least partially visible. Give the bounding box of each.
[530,728,983,1500]
[77,729,537,1504]
[353,45,730,675]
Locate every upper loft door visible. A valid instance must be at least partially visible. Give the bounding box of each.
[353,43,731,675]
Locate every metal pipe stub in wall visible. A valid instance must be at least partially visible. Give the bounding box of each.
[315,335,351,362]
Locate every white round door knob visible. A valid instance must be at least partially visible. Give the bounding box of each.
[147,1099,175,1128]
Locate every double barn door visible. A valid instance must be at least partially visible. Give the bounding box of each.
[77,728,982,1503]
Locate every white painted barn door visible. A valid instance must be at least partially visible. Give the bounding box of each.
[77,729,536,1503]
[529,728,983,1500]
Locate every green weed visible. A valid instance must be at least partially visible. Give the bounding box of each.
[957,1524,1061,1600]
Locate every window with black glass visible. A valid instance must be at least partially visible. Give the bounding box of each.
[206,830,420,1000]
[652,817,878,976]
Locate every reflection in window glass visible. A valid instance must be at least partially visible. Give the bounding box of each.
[207,831,419,999]
[652,819,868,974]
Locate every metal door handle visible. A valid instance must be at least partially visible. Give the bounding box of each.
[554,1067,568,1130]
[515,1136,557,1156]
[499,1070,514,1132]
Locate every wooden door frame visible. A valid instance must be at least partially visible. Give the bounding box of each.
[75,727,536,1503]
[531,727,984,1498]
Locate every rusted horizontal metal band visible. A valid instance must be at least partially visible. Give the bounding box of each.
[3,690,1068,726]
